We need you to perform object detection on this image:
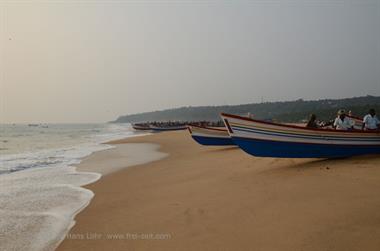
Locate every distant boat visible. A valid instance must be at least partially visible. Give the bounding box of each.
[221,113,380,158]
[132,123,151,131]
[188,125,234,146]
[132,123,188,132]
[149,125,187,132]
[28,124,38,127]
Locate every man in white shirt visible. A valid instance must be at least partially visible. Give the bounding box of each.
[334,110,354,130]
[363,109,380,130]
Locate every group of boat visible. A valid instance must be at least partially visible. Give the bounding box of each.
[132,113,380,158]
[132,121,224,132]
[132,123,187,132]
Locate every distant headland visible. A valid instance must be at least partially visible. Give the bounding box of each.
[112,95,380,123]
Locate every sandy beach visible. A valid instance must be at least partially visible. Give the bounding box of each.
[58,131,380,251]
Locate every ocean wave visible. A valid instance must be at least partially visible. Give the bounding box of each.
[0,123,144,250]
[0,144,114,174]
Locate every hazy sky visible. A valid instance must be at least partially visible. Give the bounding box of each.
[1,0,379,123]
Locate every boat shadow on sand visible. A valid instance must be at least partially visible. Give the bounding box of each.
[259,154,380,175]
[206,146,239,153]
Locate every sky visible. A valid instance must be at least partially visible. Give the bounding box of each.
[0,0,379,123]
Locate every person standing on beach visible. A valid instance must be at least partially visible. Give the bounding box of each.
[333,110,354,130]
[363,109,380,130]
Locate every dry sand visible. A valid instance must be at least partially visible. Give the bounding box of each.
[58,131,380,251]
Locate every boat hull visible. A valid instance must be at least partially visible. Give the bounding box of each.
[188,126,234,146]
[132,125,151,131]
[191,135,234,146]
[232,136,380,158]
[222,113,380,158]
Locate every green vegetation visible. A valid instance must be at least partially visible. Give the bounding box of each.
[112,95,380,123]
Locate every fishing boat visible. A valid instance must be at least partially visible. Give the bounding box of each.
[188,125,234,146]
[132,123,152,131]
[132,122,190,132]
[221,113,380,158]
[149,125,188,132]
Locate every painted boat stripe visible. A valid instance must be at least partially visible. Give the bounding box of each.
[230,121,378,138]
[229,121,380,139]
[231,125,380,142]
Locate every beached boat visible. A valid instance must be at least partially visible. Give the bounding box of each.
[188,125,234,146]
[149,125,188,132]
[221,113,380,158]
[132,124,152,131]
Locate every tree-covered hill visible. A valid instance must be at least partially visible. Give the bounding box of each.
[112,95,380,123]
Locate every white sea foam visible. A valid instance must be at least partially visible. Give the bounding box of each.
[0,166,100,251]
[0,143,116,174]
[0,123,148,250]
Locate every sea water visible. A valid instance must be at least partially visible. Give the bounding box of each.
[0,123,140,250]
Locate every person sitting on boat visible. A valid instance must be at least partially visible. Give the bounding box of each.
[363,109,380,130]
[306,114,319,128]
[333,110,354,130]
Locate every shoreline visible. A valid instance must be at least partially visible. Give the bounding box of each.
[52,138,168,250]
[58,131,380,251]
[0,130,165,251]
[76,142,168,176]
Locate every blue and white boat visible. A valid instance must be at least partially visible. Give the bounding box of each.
[221,113,380,158]
[188,125,234,146]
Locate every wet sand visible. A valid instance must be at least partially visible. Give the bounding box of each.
[58,130,380,251]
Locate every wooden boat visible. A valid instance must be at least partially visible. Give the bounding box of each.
[149,125,188,132]
[221,113,380,158]
[188,125,234,146]
[132,123,187,132]
[132,123,152,131]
